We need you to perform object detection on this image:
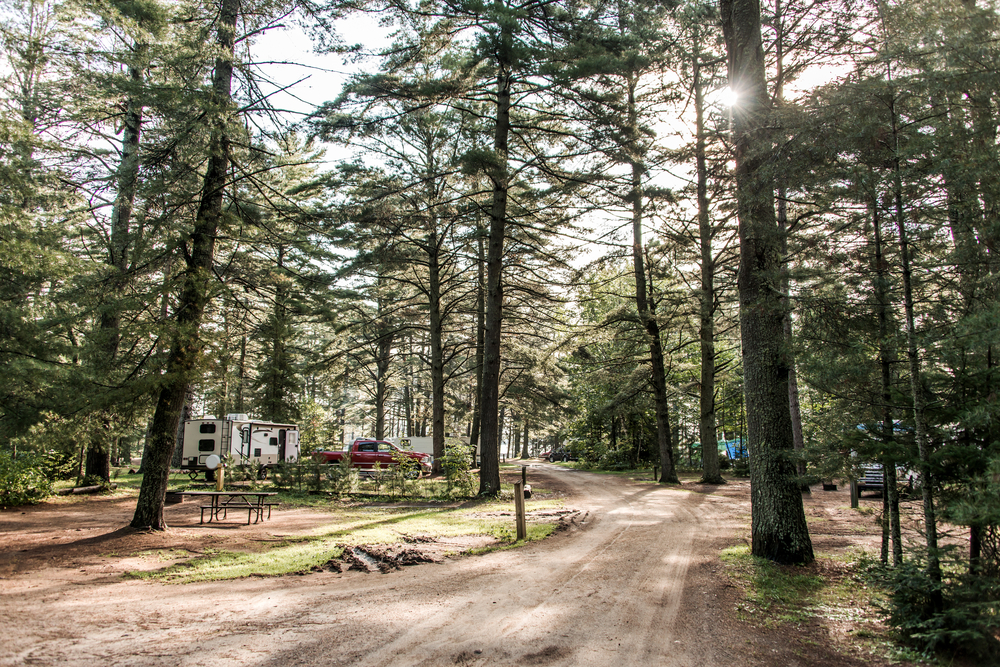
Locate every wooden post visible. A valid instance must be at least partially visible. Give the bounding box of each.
[514,480,526,541]
[521,465,527,486]
[654,466,658,481]
[850,479,859,508]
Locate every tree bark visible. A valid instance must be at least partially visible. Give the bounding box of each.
[870,195,902,566]
[87,61,145,485]
[520,418,529,459]
[130,0,239,530]
[624,72,677,484]
[425,136,446,474]
[478,22,513,496]
[694,45,724,485]
[891,99,942,607]
[469,224,485,464]
[721,0,813,564]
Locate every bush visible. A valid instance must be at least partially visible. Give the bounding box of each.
[598,447,634,470]
[271,458,326,493]
[440,446,475,496]
[870,556,1000,659]
[325,455,357,495]
[0,451,59,507]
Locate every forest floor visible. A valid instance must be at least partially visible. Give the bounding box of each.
[0,463,942,666]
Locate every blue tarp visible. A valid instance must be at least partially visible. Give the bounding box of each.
[723,439,748,460]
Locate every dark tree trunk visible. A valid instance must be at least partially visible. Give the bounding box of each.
[694,46,723,485]
[375,329,393,441]
[520,418,529,459]
[426,140,446,473]
[721,0,813,564]
[469,226,485,466]
[618,59,678,485]
[870,196,902,566]
[891,100,942,607]
[773,0,807,493]
[88,62,145,485]
[478,25,513,496]
[130,0,239,530]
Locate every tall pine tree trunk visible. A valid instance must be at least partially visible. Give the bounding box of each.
[721,0,813,564]
[469,226,485,468]
[520,418,529,459]
[891,98,942,607]
[87,62,144,484]
[478,23,513,496]
[425,137,446,474]
[773,0,807,492]
[868,195,902,566]
[694,46,723,485]
[130,0,239,529]
[625,73,677,485]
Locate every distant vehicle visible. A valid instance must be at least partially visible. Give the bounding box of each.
[180,415,299,481]
[548,448,577,463]
[314,439,432,476]
[855,462,917,495]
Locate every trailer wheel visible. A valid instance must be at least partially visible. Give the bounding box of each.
[257,467,268,480]
[205,469,216,483]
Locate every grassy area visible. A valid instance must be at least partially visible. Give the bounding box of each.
[128,495,561,583]
[40,465,568,584]
[721,545,827,626]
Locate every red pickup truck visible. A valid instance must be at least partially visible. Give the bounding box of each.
[314,439,432,476]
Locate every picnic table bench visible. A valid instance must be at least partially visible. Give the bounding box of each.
[168,490,278,525]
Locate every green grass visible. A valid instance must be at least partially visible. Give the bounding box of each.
[720,544,826,626]
[126,495,561,583]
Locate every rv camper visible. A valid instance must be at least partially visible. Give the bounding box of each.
[181,414,299,480]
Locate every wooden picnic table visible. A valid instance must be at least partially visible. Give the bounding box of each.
[169,490,278,525]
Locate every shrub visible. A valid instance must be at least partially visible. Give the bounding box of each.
[325,455,356,495]
[440,446,475,496]
[870,555,1000,659]
[271,459,325,493]
[389,450,420,496]
[0,451,58,507]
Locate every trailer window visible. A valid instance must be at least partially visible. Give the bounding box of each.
[199,423,216,434]
[198,439,216,452]
[254,448,261,457]
[270,437,278,447]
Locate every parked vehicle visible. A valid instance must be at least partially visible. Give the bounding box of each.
[854,462,917,495]
[181,414,299,480]
[548,447,578,463]
[314,439,432,476]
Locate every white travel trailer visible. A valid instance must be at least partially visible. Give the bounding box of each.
[181,414,299,479]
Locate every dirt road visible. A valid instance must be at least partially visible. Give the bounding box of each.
[2,465,882,667]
